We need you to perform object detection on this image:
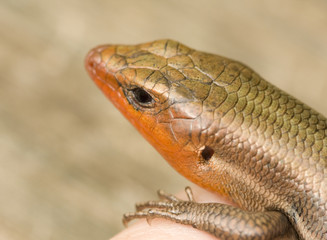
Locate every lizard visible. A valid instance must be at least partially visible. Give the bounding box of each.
[85,39,327,239]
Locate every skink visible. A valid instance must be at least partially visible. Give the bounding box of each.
[85,39,327,240]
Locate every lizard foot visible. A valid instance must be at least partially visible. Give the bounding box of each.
[122,187,298,240]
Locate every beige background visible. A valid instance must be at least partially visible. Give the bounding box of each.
[0,0,327,239]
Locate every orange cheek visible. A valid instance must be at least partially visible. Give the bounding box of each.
[88,64,236,203]
[95,79,194,174]
[94,77,233,202]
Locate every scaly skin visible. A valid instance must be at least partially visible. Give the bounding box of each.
[85,39,327,239]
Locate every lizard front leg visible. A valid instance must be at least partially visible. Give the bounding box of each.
[123,187,298,240]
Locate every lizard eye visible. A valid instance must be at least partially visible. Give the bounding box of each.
[129,87,155,108]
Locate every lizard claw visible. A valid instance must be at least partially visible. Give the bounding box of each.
[122,187,194,226]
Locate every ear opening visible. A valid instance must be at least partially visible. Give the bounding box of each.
[201,146,214,161]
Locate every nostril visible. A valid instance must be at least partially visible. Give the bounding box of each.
[85,49,102,70]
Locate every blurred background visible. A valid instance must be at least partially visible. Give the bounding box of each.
[0,0,326,239]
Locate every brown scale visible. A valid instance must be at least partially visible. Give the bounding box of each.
[85,39,327,239]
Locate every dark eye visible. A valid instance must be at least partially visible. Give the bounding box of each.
[129,87,155,108]
[132,88,153,103]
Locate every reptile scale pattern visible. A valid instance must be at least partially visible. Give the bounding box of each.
[85,40,327,240]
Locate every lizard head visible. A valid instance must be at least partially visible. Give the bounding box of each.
[85,39,241,196]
